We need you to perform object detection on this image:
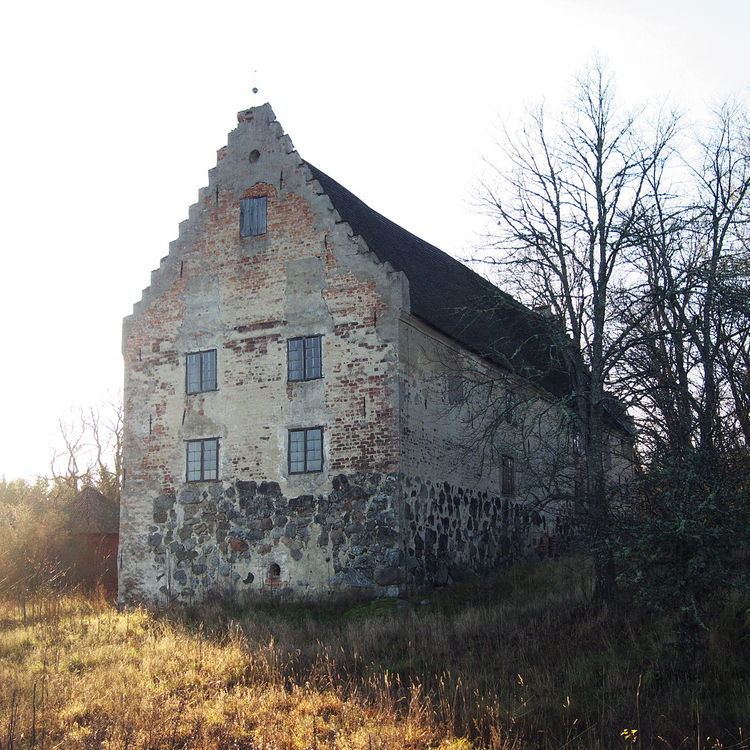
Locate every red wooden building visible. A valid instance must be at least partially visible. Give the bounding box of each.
[68,487,119,591]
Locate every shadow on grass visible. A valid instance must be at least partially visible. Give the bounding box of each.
[158,557,750,748]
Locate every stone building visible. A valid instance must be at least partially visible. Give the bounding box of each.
[119,103,633,605]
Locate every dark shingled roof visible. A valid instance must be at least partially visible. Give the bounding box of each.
[306,163,571,397]
[68,487,120,535]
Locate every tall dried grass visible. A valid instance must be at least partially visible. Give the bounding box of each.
[1,560,748,749]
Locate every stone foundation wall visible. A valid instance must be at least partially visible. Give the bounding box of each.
[123,472,404,605]
[401,475,551,587]
[125,468,565,605]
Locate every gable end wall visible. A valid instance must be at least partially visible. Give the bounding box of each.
[120,105,410,604]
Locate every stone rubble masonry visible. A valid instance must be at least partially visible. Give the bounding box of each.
[119,104,579,606]
[144,473,403,600]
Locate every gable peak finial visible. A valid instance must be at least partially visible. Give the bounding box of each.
[250,69,262,106]
[237,70,267,122]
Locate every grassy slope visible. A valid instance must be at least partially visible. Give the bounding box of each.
[0,559,748,749]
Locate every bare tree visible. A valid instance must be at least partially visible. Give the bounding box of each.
[49,416,89,498]
[478,60,675,598]
[49,400,123,503]
[690,103,750,451]
[621,102,750,456]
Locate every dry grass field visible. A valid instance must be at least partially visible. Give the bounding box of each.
[1,560,748,750]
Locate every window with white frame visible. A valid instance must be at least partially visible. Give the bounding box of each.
[186,438,219,481]
[288,428,323,474]
[287,336,322,381]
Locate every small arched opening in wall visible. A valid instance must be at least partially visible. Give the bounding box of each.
[266,562,282,587]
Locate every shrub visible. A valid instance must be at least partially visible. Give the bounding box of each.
[0,482,72,596]
[612,451,750,645]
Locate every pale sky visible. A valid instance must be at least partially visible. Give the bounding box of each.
[1,0,747,479]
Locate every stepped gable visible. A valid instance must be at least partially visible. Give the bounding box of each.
[124,102,569,398]
[126,104,301,321]
[305,163,571,397]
